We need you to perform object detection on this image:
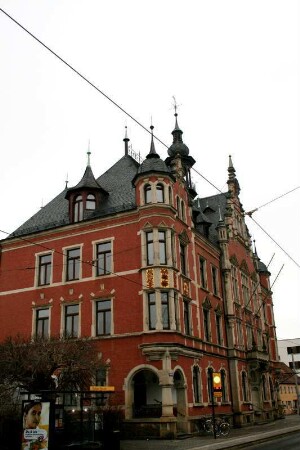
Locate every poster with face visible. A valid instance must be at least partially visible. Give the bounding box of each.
[22,401,50,450]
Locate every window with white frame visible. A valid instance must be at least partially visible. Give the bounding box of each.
[156,183,164,203]
[161,292,170,329]
[147,291,171,331]
[246,324,252,349]
[231,265,239,303]
[38,253,52,286]
[64,304,79,338]
[236,320,243,346]
[146,231,154,265]
[35,308,50,338]
[193,365,202,403]
[144,184,152,204]
[241,273,250,305]
[158,231,167,265]
[96,241,112,276]
[96,299,111,336]
[66,247,81,281]
[74,195,83,222]
[221,369,227,402]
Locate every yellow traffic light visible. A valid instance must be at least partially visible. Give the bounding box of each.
[213,372,222,397]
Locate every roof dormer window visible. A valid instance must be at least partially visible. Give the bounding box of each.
[74,195,83,222]
[156,183,164,203]
[86,193,96,210]
[144,184,152,204]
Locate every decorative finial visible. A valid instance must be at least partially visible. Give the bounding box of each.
[87,140,91,166]
[149,122,156,155]
[65,173,69,189]
[124,125,129,155]
[218,205,223,222]
[253,239,257,255]
[172,96,178,116]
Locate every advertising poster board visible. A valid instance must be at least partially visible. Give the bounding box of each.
[21,400,50,450]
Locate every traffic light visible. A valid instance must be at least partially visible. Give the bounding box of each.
[213,372,222,397]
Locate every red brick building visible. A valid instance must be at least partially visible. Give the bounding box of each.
[0,114,280,436]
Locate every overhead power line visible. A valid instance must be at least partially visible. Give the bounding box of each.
[245,186,300,217]
[249,217,300,268]
[1,7,299,272]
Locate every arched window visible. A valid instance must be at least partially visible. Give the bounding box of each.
[74,195,83,222]
[193,366,202,403]
[176,197,181,218]
[181,200,185,221]
[144,184,152,204]
[86,193,96,210]
[242,371,248,401]
[221,369,227,401]
[168,186,172,206]
[207,368,213,403]
[156,183,164,203]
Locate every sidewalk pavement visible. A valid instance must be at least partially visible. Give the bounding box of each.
[120,414,300,450]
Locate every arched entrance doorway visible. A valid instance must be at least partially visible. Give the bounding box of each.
[132,369,161,418]
[172,369,187,431]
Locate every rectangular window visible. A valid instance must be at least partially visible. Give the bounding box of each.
[96,300,111,336]
[65,304,79,338]
[161,292,170,329]
[231,266,239,303]
[193,366,201,403]
[148,292,156,330]
[203,309,210,341]
[183,299,190,335]
[251,280,258,311]
[199,257,207,289]
[174,292,180,331]
[236,320,243,346]
[221,370,227,402]
[38,254,52,286]
[246,324,252,349]
[36,308,49,338]
[66,248,80,281]
[207,368,213,403]
[241,273,250,305]
[211,266,219,296]
[146,231,154,265]
[180,243,187,275]
[159,231,167,265]
[216,314,222,345]
[96,242,112,276]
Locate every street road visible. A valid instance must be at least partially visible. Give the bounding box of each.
[245,431,300,449]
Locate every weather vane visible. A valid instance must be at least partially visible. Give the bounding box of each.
[172,96,181,115]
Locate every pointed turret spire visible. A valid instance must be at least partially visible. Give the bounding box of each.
[227,154,240,195]
[147,124,159,159]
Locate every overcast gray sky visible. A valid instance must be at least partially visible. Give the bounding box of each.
[0,0,299,340]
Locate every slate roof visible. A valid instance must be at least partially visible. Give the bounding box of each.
[11,155,139,237]
[197,192,228,245]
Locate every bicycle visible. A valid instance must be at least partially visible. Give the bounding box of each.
[205,417,231,437]
[196,417,215,434]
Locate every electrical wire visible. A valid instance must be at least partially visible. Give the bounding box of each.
[249,217,300,268]
[245,186,300,217]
